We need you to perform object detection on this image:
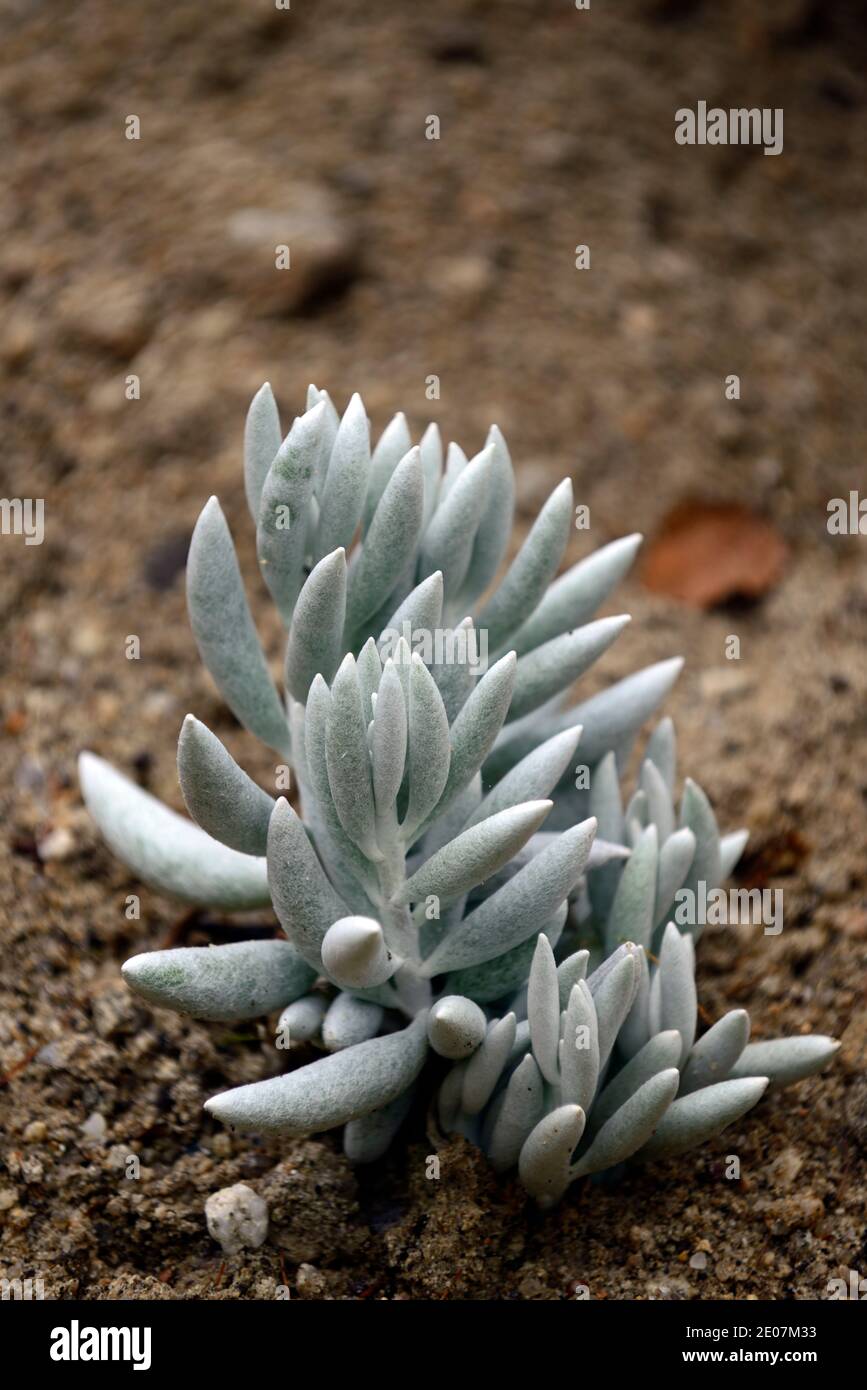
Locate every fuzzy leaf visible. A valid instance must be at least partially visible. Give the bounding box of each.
[519,1105,585,1209]
[572,1068,679,1177]
[321,916,400,991]
[303,676,379,906]
[728,1037,840,1088]
[344,1085,416,1163]
[314,392,371,562]
[123,939,315,1023]
[476,479,573,653]
[347,448,424,632]
[557,950,590,1011]
[590,948,641,1073]
[419,444,493,603]
[428,617,481,723]
[654,827,696,926]
[205,1012,428,1136]
[285,547,348,703]
[528,935,561,1086]
[508,615,630,723]
[419,422,443,529]
[326,655,379,860]
[428,994,487,1059]
[639,1076,769,1160]
[379,571,444,657]
[186,497,289,755]
[421,818,596,975]
[509,533,642,656]
[277,993,328,1044]
[677,778,723,936]
[177,715,274,856]
[402,654,451,839]
[244,382,281,521]
[465,726,582,831]
[257,400,328,621]
[680,1009,751,1096]
[458,424,515,606]
[435,652,516,819]
[605,824,658,953]
[445,902,568,1003]
[645,716,677,793]
[640,758,674,842]
[487,1054,546,1172]
[371,659,407,814]
[590,1030,683,1133]
[720,828,749,880]
[559,980,599,1112]
[79,752,270,910]
[322,992,386,1051]
[462,1013,517,1115]
[399,801,551,907]
[363,412,412,532]
[267,798,349,970]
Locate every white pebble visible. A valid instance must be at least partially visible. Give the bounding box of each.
[205,1183,269,1255]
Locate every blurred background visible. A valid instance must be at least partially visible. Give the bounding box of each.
[1,0,866,1300]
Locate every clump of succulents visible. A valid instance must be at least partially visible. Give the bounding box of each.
[79,383,838,1205]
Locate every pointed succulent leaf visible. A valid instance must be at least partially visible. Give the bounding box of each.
[421,818,596,975]
[177,715,274,856]
[267,798,349,970]
[379,571,444,657]
[727,1037,840,1088]
[645,716,677,793]
[678,778,723,935]
[680,1010,751,1095]
[398,801,551,907]
[557,950,590,1011]
[528,935,561,1086]
[363,411,412,532]
[654,827,696,926]
[306,384,340,494]
[321,992,386,1051]
[79,752,270,909]
[347,448,425,632]
[590,948,642,1074]
[509,533,642,656]
[428,994,487,1059]
[257,401,328,621]
[419,444,493,603]
[277,992,328,1044]
[285,547,348,702]
[186,497,289,755]
[435,652,516,818]
[476,479,573,653]
[314,392,371,561]
[605,824,658,953]
[639,1077,769,1160]
[419,422,443,529]
[303,676,379,906]
[123,939,315,1023]
[402,654,451,839]
[720,828,749,879]
[590,1030,683,1133]
[555,659,684,778]
[487,1054,546,1172]
[321,916,401,991]
[244,382,281,521]
[519,1105,586,1209]
[640,758,675,842]
[571,1068,680,1177]
[344,1084,416,1163]
[462,1013,517,1115]
[445,901,567,1004]
[326,655,379,860]
[458,424,515,606]
[428,617,481,723]
[465,726,582,831]
[559,980,600,1112]
[206,1013,428,1136]
[371,659,407,814]
[508,616,630,723]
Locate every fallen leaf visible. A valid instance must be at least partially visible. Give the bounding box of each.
[641,500,787,607]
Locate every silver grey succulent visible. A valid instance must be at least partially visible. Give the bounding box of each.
[79,382,838,1203]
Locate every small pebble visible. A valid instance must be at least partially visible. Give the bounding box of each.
[205,1183,269,1255]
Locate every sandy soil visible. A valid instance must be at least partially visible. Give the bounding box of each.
[1,0,865,1299]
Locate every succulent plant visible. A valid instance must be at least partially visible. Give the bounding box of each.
[80,382,838,1203]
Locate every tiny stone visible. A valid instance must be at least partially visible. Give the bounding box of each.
[23,1121,47,1142]
[81,1111,107,1143]
[205,1182,269,1255]
[295,1262,326,1297]
[37,826,76,862]
[689,1251,708,1271]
